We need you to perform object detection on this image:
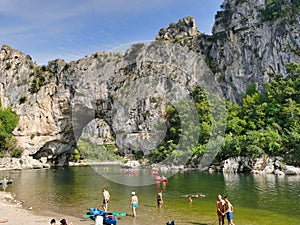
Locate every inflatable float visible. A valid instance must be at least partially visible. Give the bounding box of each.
[0,181,12,185]
[154,176,168,182]
[84,208,118,225]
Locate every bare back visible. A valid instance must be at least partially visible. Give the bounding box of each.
[131,195,138,203]
[225,201,233,212]
[103,190,110,200]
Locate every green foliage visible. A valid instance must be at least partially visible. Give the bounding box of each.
[75,138,120,162]
[29,66,53,93]
[69,148,83,163]
[262,0,284,21]
[262,0,300,23]
[0,105,20,157]
[134,150,144,161]
[148,86,213,165]
[70,62,300,167]
[219,63,300,166]
[205,56,221,74]
[10,148,23,158]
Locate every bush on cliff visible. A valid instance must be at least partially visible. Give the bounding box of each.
[0,103,20,157]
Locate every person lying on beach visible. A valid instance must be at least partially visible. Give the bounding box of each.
[0,218,8,223]
[60,218,73,225]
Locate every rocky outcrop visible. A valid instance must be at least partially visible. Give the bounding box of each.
[156,16,200,40]
[0,157,50,170]
[0,0,300,167]
[221,156,300,175]
[282,165,300,175]
[198,0,300,103]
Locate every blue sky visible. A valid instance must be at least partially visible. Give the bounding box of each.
[0,0,223,65]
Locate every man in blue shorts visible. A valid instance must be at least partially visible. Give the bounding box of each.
[130,192,138,217]
[223,196,235,225]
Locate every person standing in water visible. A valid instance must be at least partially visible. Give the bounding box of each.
[130,192,138,217]
[216,194,225,225]
[188,195,193,204]
[102,188,110,212]
[2,176,9,192]
[157,190,163,208]
[223,196,235,225]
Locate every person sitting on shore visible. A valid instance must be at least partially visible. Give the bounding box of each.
[50,218,56,224]
[60,218,73,225]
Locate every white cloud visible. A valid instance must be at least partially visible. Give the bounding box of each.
[0,0,168,24]
[0,0,223,64]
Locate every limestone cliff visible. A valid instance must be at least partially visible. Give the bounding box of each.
[0,0,299,166]
[202,0,300,103]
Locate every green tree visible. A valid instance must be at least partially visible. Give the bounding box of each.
[0,105,20,157]
[219,63,300,165]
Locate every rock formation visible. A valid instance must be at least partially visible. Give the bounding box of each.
[0,0,299,167]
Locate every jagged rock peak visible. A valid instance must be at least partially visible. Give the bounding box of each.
[156,16,200,41]
[1,44,12,52]
[212,0,265,34]
[0,44,30,60]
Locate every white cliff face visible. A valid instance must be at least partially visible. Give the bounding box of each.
[207,0,300,102]
[0,40,216,166]
[0,0,299,166]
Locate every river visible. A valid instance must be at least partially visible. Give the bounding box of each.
[1,165,300,225]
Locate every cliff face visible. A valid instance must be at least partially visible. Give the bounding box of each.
[204,0,300,102]
[0,0,299,165]
[0,40,217,166]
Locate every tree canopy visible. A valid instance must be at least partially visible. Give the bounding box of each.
[148,63,300,167]
[0,103,20,157]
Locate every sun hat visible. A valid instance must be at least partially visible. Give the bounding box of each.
[131,192,135,195]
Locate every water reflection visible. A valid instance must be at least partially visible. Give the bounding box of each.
[1,168,300,225]
[223,173,241,190]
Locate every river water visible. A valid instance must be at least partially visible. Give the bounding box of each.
[1,166,300,225]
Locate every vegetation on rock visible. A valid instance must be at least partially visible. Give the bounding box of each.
[148,63,300,167]
[0,102,21,158]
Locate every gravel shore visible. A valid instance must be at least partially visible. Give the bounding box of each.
[0,191,93,225]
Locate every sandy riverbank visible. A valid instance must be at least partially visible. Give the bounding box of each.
[0,191,94,225]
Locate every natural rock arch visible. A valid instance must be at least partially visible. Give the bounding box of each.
[2,9,298,167]
[6,39,225,167]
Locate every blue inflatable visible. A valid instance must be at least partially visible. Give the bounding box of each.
[86,208,118,224]
[104,215,118,225]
